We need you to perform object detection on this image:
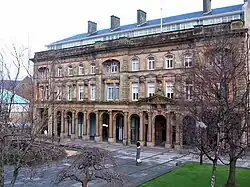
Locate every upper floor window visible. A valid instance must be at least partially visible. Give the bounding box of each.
[166,83,174,99]
[110,62,118,73]
[104,60,120,74]
[57,67,62,77]
[45,86,49,100]
[132,83,139,101]
[68,66,73,76]
[67,86,72,101]
[165,55,174,69]
[78,85,84,101]
[78,64,84,75]
[40,86,44,101]
[184,54,192,68]
[148,83,155,97]
[147,56,155,70]
[38,67,49,79]
[90,85,96,101]
[106,84,119,101]
[186,83,193,100]
[57,87,62,100]
[91,64,96,74]
[132,58,139,71]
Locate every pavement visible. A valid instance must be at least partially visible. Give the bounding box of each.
[4,139,250,187]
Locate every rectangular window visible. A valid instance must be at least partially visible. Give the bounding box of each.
[45,86,49,100]
[148,83,155,97]
[186,84,193,100]
[57,67,62,77]
[111,63,118,73]
[91,65,96,74]
[78,85,84,101]
[166,84,174,99]
[184,55,192,67]
[68,66,73,76]
[57,87,61,100]
[79,65,84,75]
[68,86,72,101]
[107,84,119,100]
[132,83,139,101]
[115,86,119,100]
[132,59,139,71]
[40,87,44,101]
[166,56,174,69]
[148,57,155,70]
[107,85,114,100]
[90,85,96,101]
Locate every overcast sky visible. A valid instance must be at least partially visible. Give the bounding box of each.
[0,0,244,79]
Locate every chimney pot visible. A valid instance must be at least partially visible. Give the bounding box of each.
[88,21,97,34]
[111,15,120,30]
[137,9,147,25]
[203,0,212,14]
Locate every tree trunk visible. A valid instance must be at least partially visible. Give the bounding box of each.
[9,167,19,187]
[83,173,88,187]
[211,159,217,187]
[0,140,4,187]
[200,151,203,165]
[225,159,237,187]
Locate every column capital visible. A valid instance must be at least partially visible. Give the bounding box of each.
[108,110,112,115]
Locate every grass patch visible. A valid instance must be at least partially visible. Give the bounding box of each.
[139,163,250,187]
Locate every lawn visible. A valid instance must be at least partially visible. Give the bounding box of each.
[139,163,250,187]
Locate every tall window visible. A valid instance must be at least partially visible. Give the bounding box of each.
[111,62,118,73]
[165,55,174,69]
[57,87,61,100]
[68,66,73,76]
[166,83,174,99]
[45,86,49,100]
[148,83,155,97]
[107,84,119,100]
[67,86,72,101]
[186,83,193,100]
[91,64,96,74]
[40,86,44,101]
[147,56,155,70]
[78,85,84,101]
[90,85,96,101]
[78,64,84,75]
[132,83,139,101]
[132,58,139,71]
[184,54,192,68]
[57,67,62,77]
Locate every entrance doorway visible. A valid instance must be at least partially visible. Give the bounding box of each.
[77,112,84,137]
[56,111,61,137]
[130,114,140,144]
[115,113,124,143]
[89,113,96,140]
[155,115,167,146]
[102,113,109,141]
[66,111,72,136]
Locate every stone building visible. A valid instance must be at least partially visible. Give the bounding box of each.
[31,0,250,148]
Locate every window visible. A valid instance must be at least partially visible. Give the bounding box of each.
[45,86,49,100]
[184,54,192,67]
[147,56,155,70]
[111,62,118,73]
[165,55,174,69]
[57,87,61,100]
[78,64,84,75]
[186,83,193,100]
[106,84,119,100]
[68,66,73,76]
[40,87,44,101]
[132,83,139,101]
[90,85,96,101]
[148,83,155,97]
[132,58,139,71]
[166,84,174,99]
[91,64,96,74]
[57,67,62,77]
[78,85,84,101]
[67,86,72,101]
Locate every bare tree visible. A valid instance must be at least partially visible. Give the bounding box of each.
[55,147,130,187]
[179,23,249,187]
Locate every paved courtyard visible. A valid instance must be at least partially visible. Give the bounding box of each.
[4,140,250,187]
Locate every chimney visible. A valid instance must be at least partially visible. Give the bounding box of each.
[137,9,147,25]
[203,0,211,14]
[111,15,120,30]
[88,21,97,34]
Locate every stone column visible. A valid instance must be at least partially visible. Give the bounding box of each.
[48,107,53,136]
[147,112,153,147]
[127,115,131,145]
[175,114,181,149]
[86,112,90,140]
[72,111,76,136]
[108,111,114,143]
[75,111,79,138]
[112,115,116,142]
[83,111,89,140]
[139,112,144,145]
[123,112,128,145]
[61,110,65,137]
[99,112,102,141]
[165,113,172,149]
[152,114,155,146]
[95,110,101,142]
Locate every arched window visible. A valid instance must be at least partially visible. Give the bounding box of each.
[165,55,174,69]
[132,58,139,71]
[68,65,73,76]
[184,54,192,68]
[78,64,84,75]
[147,56,155,70]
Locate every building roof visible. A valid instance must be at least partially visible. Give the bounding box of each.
[51,4,244,45]
[0,89,30,104]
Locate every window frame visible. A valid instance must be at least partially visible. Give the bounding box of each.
[68,66,73,76]
[185,83,193,100]
[147,56,155,70]
[67,86,72,101]
[132,83,139,101]
[91,64,96,74]
[184,54,193,68]
[147,83,155,97]
[78,85,84,101]
[57,67,62,77]
[166,83,174,99]
[165,55,174,69]
[78,64,84,75]
[90,85,96,101]
[132,58,139,71]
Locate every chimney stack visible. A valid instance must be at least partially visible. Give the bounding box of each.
[88,21,97,34]
[203,0,211,14]
[111,15,120,30]
[137,9,147,25]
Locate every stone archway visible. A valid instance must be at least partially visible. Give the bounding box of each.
[154,115,167,146]
[182,116,196,147]
[77,112,84,138]
[89,113,96,140]
[102,112,109,141]
[115,113,124,143]
[56,111,61,137]
[66,111,72,136]
[130,114,140,144]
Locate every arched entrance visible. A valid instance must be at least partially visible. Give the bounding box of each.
[183,116,196,147]
[130,114,140,144]
[67,111,72,136]
[115,113,124,143]
[56,111,61,137]
[89,113,96,140]
[102,113,109,141]
[154,115,167,146]
[77,112,84,137]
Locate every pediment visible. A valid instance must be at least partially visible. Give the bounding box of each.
[136,94,175,105]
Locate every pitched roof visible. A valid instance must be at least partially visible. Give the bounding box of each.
[52,4,243,45]
[0,89,30,104]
